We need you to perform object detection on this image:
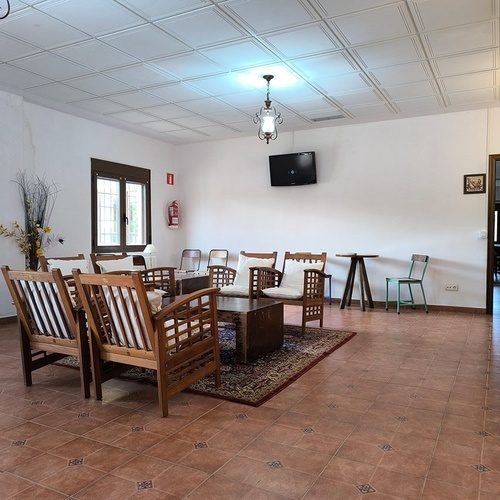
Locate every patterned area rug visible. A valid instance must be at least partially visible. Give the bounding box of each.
[118,324,356,406]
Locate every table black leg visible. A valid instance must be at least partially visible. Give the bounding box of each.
[357,260,366,311]
[340,259,357,309]
[359,259,374,309]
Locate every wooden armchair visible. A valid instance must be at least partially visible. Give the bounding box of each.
[141,266,177,296]
[72,270,221,417]
[1,266,91,398]
[253,251,328,335]
[209,251,278,298]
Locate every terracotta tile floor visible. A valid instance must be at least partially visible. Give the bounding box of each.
[0,298,499,499]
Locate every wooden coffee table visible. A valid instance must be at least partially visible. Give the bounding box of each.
[216,297,284,364]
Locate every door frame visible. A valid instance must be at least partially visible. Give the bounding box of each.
[486,154,500,314]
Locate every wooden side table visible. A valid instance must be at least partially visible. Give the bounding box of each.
[336,254,379,311]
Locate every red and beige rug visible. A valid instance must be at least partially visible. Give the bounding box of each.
[121,324,356,406]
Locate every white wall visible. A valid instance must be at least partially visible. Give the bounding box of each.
[175,109,492,309]
[0,91,176,317]
[1,86,499,316]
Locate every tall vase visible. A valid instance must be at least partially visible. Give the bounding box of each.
[25,233,39,271]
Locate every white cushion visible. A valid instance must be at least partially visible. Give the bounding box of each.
[233,254,275,287]
[280,260,323,293]
[219,285,250,297]
[97,256,135,273]
[48,258,89,275]
[262,260,323,299]
[262,286,304,300]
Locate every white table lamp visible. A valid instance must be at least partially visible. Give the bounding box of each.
[143,244,157,268]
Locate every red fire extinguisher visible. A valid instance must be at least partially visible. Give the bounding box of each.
[167,200,179,228]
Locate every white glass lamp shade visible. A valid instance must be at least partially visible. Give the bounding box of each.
[261,113,276,134]
[144,244,157,254]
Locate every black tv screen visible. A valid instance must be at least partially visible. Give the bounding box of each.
[269,151,317,186]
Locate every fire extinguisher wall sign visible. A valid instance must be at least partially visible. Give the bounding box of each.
[167,200,179,228]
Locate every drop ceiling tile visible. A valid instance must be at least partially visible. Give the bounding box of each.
[346,101,393,117]
[187,74,250,95]
[424,21,497,57]
[440,71,495,93]
[354,37,423,68]
[101,25,190,61]
[315,0,400,17]
[447,88,496,106]
[72,98,128,114]
[65,74,134,95]
[0,9,88,49]
[223,0,315,33]
[383,80,437,100]
[433,50,496,77]
[0,64,51,88]
[315,73,371,94]
[290,52,357,79]
[196,125,242,139]
[175,97,232,114]
[117,0,211,21]
[173,115,219,128]
[26,82,94,102]
[104,64,174,88]
[139,120,185,132]
[108,91,167,109]
[411,0,495,31]
[150,53,225,79]
[107,109,158,124]
[38,0,143,37]
[330,4,413,45]
[205,108,251,124]
[201,40,277,70]
[334,89,383,106]
[53,40,139,71]
[263,24,339,58]
[11,53,91,80]
[287,96,340,113]
[217,89,271,108]
[145,83,209,102]
[0,33,41,62]
[271,82,321,102]
[142,104,191,120]
[156,8,246,47]
[393,95,443,112]
[370,61,431,85]
[163,129,208,141]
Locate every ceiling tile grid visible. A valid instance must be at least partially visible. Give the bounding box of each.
[0,0,497,144]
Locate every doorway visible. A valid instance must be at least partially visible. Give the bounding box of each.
[486,154,500,314]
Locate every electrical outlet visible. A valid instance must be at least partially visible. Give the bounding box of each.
[445,284,459,291]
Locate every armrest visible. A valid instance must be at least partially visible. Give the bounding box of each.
[302,269,327,299]
[208,265,237,288]
[250,266,283,297]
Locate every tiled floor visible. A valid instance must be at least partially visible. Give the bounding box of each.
[0,296,499,499]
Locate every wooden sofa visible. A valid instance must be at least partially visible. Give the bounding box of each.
[252,251,328,335]
[208,251,278,298]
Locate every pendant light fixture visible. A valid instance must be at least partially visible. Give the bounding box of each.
[253,75,283,144]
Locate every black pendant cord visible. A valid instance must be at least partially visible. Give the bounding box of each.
[0,1,10,20]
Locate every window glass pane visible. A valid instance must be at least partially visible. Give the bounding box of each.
[97,177,120,247]
[126,181,146,246]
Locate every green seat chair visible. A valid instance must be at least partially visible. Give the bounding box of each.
[385,254,429,314]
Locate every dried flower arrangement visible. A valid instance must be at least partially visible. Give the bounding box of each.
[0,171,64,270]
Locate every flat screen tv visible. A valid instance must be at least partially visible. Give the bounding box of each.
[269,151,317,186]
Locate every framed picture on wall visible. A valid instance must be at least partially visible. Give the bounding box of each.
[463,173,486,194]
